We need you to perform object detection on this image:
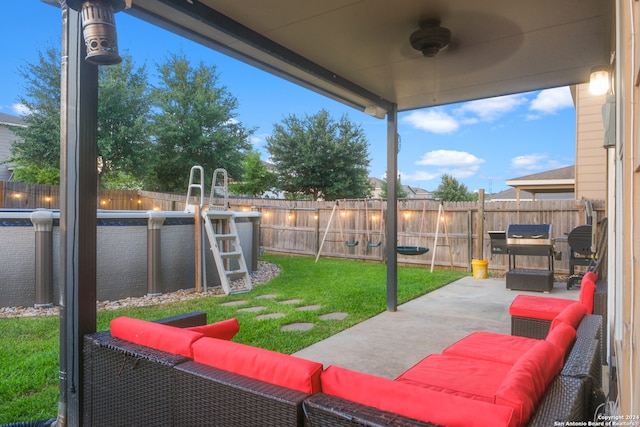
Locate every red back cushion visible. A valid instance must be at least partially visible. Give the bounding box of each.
[550,302,587,330]
[495,340,564,426]
[110,316,204,358]
[582,271,597,284]
[579,280,597,314]
[192,337,322,394]
[545,321,576,356]
[186,318,240,340]
[321,365,517,427]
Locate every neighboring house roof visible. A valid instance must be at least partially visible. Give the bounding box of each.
[488,187,575,201]
[0,112,27,128]
[505,165,575,198]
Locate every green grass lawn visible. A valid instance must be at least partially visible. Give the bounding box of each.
[0,254,467,424]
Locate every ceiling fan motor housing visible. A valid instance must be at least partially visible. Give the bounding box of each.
[410,19,451,57]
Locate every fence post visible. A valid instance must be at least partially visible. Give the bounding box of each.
[147,211,166,296]
[31,210,54,308]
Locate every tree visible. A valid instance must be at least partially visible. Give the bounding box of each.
[433,174,477,201]
[10,47,61,171]
[266,109,371,201]
[10,47,152,186]
[380,173,409,198]
[147,53,252,192]
[98,56,152,185]
[230,151,277,196]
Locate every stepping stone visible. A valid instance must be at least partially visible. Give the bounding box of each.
[281,323,314,332]
[256,294,278,299]
[256,313,286,320]
[319,312,348,321]
[220,300,249,307]
[297,304,322,311]
[279,299,303,305]
[237,306,266,312]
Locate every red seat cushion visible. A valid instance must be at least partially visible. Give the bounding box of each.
[192,337,322,394]
[395,354,513,401]
[110,316,204,358]
[442,331,538,365]
[509,295,576,320]
[186,318,240,340]
[321,365,517,427]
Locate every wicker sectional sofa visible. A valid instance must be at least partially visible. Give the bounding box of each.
[82,306,603,427]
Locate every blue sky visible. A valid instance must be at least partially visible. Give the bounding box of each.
[1,1,576,193]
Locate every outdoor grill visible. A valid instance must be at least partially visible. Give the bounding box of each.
[505,224,555,292]
[506,224,554,256]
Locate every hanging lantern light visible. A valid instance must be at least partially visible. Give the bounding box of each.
[66,0,127,65]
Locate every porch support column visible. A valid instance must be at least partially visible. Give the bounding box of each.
[386,104,398,312]
[57,3,98,425]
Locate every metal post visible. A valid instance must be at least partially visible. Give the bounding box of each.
[386,104,398,312]
[147,211,166,296]
[31,210,54,308]
[58,3,98,426]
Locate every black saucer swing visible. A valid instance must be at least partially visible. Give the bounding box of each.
[397,201,429,256]
[397,245,429,255]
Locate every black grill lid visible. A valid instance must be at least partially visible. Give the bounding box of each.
[506,224,552,239]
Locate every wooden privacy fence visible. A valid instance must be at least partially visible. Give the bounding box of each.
[1,181,605,274]
[0,181,141,210]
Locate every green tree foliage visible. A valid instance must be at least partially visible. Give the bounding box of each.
[433,174,477,201]
[266,109,371,201]
[230,151,277,196]
[147,53,252,192]
[380,174,409,198]
[10,48,152,186]
[10,47,61,170]
[98,56,151,185]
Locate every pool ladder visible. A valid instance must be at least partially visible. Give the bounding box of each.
[186,166,251,295]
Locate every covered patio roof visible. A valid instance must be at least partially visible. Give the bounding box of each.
[505,165,576,201]
[127,0,614,113]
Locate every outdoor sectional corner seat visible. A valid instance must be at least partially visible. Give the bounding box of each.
[82,309,602,427]
[509,271,597,339]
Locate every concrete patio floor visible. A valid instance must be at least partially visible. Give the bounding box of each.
[293,276,579,379]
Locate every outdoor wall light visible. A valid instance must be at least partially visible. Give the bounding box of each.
[65,0,128,65]
[589,65,610,96]
[364,105,387,119]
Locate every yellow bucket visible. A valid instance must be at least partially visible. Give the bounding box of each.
[471,259,489,279]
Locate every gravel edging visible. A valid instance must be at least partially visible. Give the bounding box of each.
[0,260,281,319]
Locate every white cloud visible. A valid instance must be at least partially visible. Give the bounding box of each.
[402,110,459,134]
[400,170,441,182]
[529,87,573,115]
[416,149,484,167]
[455,94,528,121]
[12,103,30,116]
[401,150,485,183]
[510,153,569,172]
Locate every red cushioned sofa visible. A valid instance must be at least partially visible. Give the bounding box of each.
[83,308,602,427]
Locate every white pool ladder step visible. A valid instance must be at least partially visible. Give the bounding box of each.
[202,210,252,295]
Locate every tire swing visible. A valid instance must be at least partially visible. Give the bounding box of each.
[397,201,429,256]
[365,200,384,248]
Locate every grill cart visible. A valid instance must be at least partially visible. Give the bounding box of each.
[505,224,555,292]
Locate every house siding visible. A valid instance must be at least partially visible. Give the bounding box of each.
[0,125,19,181]
[574,83,607,201]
